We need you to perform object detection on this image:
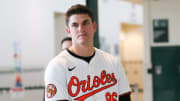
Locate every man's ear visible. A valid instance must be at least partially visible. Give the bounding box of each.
[93,22,97,32]
[66,27,71,35]
[66,27,71,36]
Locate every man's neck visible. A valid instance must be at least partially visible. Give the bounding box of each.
[70,45,95,57]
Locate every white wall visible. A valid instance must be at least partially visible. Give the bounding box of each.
[0,0,85,69]
[143,0,153,101]
[98,0,143,56]
[53,0,86,13]
[0,0,142,68]
[54,13,67,55]
[0,0,85,100]
[0,0,54,69]
[150,0,180,46]
[143,0,180,101]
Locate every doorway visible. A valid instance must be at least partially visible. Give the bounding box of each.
[120,22,144,101]
[54,13,68,55]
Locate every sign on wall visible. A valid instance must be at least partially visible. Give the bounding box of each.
[153,19,169,43]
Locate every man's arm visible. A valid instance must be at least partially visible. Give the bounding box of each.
[45,61,69,101]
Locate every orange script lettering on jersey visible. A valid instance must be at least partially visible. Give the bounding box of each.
[68,70,117,100]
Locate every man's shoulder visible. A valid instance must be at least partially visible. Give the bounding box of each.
[53,50,69,62]
[95,48,122,70]
[95,48,117,60]
[46,50,69,68]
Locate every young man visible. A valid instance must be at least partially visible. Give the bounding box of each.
[61,37,72,50]
[45,4,131,101]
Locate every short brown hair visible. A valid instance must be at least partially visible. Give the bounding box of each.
[61,37,72,45]
[65,4,94,26]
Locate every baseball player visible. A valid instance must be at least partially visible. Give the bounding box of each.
[61,37,72,50]
[44,4,131,101]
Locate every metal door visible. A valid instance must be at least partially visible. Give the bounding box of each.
[151,46,180,101]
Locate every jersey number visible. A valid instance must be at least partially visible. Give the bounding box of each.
[105,92,117,101]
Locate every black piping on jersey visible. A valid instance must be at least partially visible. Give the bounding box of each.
[67,48,95,63]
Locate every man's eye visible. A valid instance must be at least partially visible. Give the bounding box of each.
[83,21,89,25]
[72,23,78,27]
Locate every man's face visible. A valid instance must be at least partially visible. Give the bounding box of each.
[66,14,96,46]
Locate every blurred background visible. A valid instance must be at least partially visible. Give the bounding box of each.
[0,0,180,101]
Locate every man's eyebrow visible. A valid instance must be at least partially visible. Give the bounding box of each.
[70,19,90,26]
[83,19,90,23]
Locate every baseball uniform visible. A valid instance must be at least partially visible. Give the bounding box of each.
[44,48,131,101]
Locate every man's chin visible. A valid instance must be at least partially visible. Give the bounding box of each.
[78,40,89,45]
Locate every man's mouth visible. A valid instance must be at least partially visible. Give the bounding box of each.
[78,34,87,38]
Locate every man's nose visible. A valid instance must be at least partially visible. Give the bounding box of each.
[78,25,85,32]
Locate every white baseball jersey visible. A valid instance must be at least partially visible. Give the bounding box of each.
[45,48,131,101]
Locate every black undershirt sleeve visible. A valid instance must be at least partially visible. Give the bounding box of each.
[119,93,131,101]
[57,100,68,101]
